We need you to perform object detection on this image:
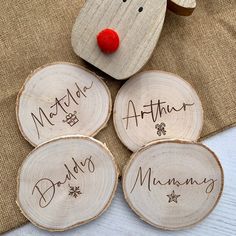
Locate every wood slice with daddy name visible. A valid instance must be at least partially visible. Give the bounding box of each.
[16,62,111,146]
[17,136,118,231]
[113,71,203,152]
[122,140,224,230]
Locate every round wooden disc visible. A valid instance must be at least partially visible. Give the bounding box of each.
[123,140,224,230]
[17,136,118,231]
[16,62,112,146]
[113,71,203,152]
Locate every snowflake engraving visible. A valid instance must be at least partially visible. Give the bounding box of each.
[155,123,167,136]
[68,184,82,198]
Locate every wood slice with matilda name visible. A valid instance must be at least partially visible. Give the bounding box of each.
[16,62,112,146]
[17,135,118,231]
[72,0,167,80]
[113,71,203,152]
[122,140,224,230]
[167,0,197,16]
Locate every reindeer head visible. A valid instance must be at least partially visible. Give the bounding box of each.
[72,0,196,80]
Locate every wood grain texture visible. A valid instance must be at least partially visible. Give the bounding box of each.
[72,0,167,80]
[16,62,112,146]
[123,140,224,230]
[113,71,203,152]
[4,128,236,236]
[1,0,236,234]
[167,0,196,16]
[17,136,119,231]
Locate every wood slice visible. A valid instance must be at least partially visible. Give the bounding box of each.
[167,0,196,16]
[113,71,203,152]
[72,0,167,80]
[16,62,112,146]
[17,135,118,231]
[123,140,224,230]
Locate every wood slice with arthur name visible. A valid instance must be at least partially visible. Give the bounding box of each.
[17,136,118,231]
[113,71,203,152]
[16,62,111,146]
[123,140,224,230]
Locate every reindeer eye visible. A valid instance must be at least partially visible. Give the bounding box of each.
[123,0,127,2]
[138,7,143,13]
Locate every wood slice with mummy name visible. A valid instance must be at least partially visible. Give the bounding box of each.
[17,136,118,231]
[113,71,203,152]
[122,140,224,230]
[167,0,196,16]
[16,62,111,146]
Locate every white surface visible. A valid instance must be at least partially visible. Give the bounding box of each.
[4,127,236,236]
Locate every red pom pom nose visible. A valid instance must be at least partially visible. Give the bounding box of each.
[97,28,120,54]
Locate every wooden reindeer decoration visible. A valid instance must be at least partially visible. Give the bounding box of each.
[72,0,196,80]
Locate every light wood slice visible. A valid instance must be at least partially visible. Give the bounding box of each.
[17,135,118,231]
[167,0,196,16]
[123,140,224,230]
[113,71,203,152]
[72,0,167,80]
[16,62,112,146]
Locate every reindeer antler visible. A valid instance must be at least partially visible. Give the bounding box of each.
[167,0,197,16]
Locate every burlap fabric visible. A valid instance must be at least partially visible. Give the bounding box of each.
[0,0,235,233]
